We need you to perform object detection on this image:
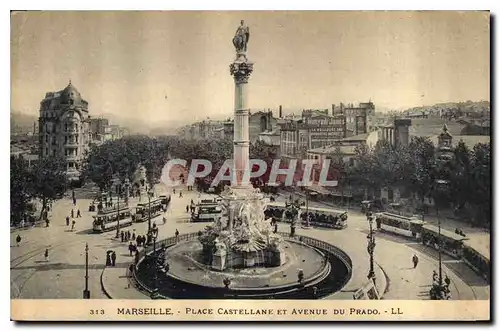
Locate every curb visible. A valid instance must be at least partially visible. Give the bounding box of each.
[100,267,112,299]
[375,262,390,298]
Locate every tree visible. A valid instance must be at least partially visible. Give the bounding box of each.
[30,157,68,221]
[81,143,116,191]
[469,143,491,226]
[448,141,472,212]
[10,156,33,225]
[408,137,436,208]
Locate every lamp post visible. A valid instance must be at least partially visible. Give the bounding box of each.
[124,178,130,206]
[83,243,90,299]
[115,184,121,239]
[150,225,159,299]
[147,187,153,234]
[433,179,449,299]
[366,211,376,283]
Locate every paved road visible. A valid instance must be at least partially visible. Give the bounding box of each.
[11,181,490,300]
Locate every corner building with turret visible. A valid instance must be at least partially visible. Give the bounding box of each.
[38,81,91,181]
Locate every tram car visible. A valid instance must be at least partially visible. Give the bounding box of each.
[92,206,133,233]
[462,242,490,281]
[374,212,426,238]
[301,206,348,229]
[158,195,172,209]
[265,203,348,229]
[191,203,223,222]
[420,224,469,259]
[133,198,164,223]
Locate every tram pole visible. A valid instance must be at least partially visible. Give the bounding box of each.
[366,210,376,284]
[115,185,121,239]
[83,243,90,299]
[148,188,152,234]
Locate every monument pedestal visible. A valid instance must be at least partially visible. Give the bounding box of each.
[212,251,227,271]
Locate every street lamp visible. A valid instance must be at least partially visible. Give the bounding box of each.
[150,224,159,299]
[124,178,130,206]
[366,211,376,283]
[115,184,121,239]
[432,179,449,299]
[147,187,153,234]
[83,243,90,299]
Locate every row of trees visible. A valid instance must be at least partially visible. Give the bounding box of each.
[11,156,68,225]
[330,137,491,226]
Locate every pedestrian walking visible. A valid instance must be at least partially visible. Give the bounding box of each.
[121,231,125,242]
[16,234,21,247]
[186,205,189,213]
[71,209,74,218]
[44,249,49,262]
[163,216,167,225]
[127,230,131,241]
[173,188,176,194]
[128,242,134,256]
[111,251,117,267]
[432,270,438,282]
[175,229,179,241]
[179,191,183,198]
[66,216,70,226]
[444,275,451,287]
[77,209,81,218]
[45,219,50,227]
[412,254,419,268]
[132,229,136,241]
[71,220,76,231]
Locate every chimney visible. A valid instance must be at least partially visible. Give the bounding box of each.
[279,105,283,118]
[332,104,335,115]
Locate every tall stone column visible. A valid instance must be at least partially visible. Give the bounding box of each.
[230,50,253,188]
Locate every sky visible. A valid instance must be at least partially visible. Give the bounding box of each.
[11,11,490,127]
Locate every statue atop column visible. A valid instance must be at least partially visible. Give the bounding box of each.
[230,20,253,82]
[233,20,250,54]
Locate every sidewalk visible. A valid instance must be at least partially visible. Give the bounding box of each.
[101,264,150,299]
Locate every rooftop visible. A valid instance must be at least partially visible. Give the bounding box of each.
[308,144,358,155]
[428,135,490,149]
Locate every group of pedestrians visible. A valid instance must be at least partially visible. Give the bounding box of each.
[121,229,136,242]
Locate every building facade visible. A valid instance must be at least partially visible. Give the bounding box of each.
[279,109,347,159]
[38,81,91,180]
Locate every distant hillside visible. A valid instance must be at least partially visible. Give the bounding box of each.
[10,111,37,135]
[404,101,490,115]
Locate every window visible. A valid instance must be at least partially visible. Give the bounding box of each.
[64,136,68,144]
[45,135,48,143]
[45,148,48,156]
[348,158,355,166]
[52,149,56,157]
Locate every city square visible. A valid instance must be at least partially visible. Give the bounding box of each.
[10,11,490,305]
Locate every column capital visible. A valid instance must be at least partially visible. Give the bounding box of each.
[230,61,254,84]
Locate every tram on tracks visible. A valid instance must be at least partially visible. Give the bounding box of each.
[374,212,426,238]
[264,202,348,229]
[133,198,164,223]
[92,206,133,233]
[421,224,469,259]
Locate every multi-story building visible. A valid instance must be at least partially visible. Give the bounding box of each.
[89,118,109,141]
[38,81,91,180]
[279,108,347,160]
[380,118,412,147]
[341,101,375,135]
